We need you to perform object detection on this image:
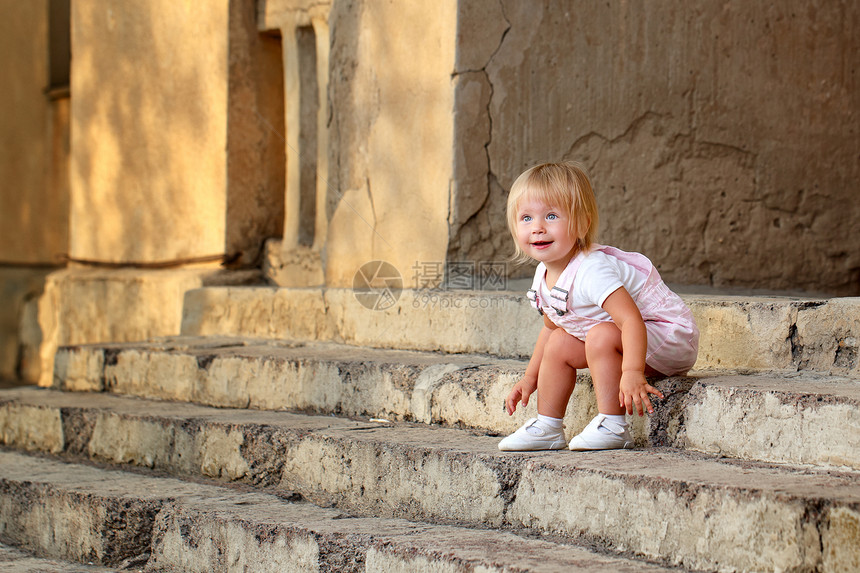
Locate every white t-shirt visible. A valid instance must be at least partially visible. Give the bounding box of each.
[540,250,647,321]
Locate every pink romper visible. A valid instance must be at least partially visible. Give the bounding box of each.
[527,245,699,376]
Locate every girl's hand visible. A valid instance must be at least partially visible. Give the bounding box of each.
[505,376,538,416]
[618,370,664,416]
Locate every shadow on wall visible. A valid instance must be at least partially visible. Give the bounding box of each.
[70,0,284,267]
[225,0,285,266]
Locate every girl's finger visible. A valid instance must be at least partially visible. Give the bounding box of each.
[521,390,531,407]
[647,385,665,399]
[643,394,654,414]
[505,394,516,415]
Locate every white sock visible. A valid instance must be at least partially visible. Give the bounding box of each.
[597,414,627,434]
[536,414,563,428]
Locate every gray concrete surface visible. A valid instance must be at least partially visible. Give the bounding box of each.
[49,338,860,469]
[679,374,860,469]
[0,451,676,572]
[0,542,116,572]
[179,287,860,377]
[1,389,858,571]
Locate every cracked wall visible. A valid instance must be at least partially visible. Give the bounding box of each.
[451,0,859,294]
[325,0,457,287]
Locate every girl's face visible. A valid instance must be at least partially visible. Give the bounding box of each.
[515,196,579,272]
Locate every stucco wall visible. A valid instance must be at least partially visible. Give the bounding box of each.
[326,0,457,287]
[70,1,230,263]
[452,0,859,295]
[0,1,68,264]
[70,0,284,265]
[0,2,69,382]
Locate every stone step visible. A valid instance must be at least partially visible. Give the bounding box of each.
[0,542,115,572]
[678,373,860,470]
[52,336,537,434]
[180,286,860,375]
[28,267,261,387]
[52,337,860,469]
[0,451,678,572]
[1,389,858,572]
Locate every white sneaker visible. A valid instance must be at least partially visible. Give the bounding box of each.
[498,418,567,451]
[568,414,633,451]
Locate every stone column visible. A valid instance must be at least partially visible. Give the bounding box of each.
[259,1,330,287]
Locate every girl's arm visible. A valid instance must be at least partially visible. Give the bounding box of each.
[505,315,557,415]
[601,288,664,415]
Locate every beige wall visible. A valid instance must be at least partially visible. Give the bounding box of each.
[326,0,457,287]
[0,0,68,264]
[0,1,69,382]
[453,0,860,295]
[70,0,230,263]
[69,0,284,266]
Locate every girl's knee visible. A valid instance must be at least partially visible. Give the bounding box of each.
[543,327,586,364]
[546,327,579,350]
[585,323,621,353]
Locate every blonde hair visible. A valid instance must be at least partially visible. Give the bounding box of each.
[506,161,599,262]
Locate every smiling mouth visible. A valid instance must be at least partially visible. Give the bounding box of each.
[531,241,552,247]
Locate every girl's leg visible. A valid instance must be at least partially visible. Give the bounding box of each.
[536,328,587,418]
[498,328,588,451]
[584,322,665,414]
[583,322,626,415]
[571,322,667,451]
[568,322,632,450]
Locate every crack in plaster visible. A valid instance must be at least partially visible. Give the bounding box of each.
[476,1,509,185]
[364,177,379,254]
[562,111,672,160]
[448,1,511,263]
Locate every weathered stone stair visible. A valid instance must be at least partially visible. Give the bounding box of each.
[1,287,859,572]
[0,540,114,572]
[0,447,681,572]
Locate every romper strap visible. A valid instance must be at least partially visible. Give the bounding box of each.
[527,263,546,316]
[546,249,590,316]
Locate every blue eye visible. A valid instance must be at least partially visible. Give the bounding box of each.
[547,213,558,221]
[521,215,532,222]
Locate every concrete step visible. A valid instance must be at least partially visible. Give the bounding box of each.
[678,373,860,470]
[52,337,860,469]
[0,451,679,572]
[0,542,115,572]
[179,286,860,375]
[1,389,858,572]
[52,336,539,434]
[50,335,697,449]
[29,267,261,387]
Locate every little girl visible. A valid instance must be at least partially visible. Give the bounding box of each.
[499,161,699,451]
